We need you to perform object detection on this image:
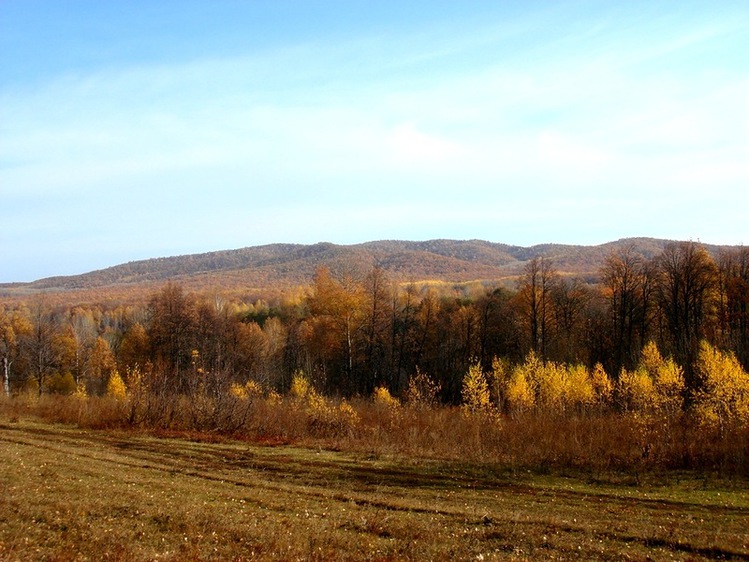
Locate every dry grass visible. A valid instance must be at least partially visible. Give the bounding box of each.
[2,417,748,561]
[4,393,749,476]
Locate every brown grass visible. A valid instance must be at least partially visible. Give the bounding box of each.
[1,417,748,561]
[4,392,749,477]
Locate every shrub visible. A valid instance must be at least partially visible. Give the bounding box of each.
[617,367,656,412]
[564,364,595,409]
[590,362,613,406]
[46,372,77,395]
[405,368,440,409]
[230,380,264,400]
[532,360,565,411]
[487,356,510,409]
[289,371,311,399]
[373,386,399,409]
[653,357,684,413]
[505,365,534,412]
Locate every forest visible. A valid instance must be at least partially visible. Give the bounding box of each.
[2,241,747,400]
[2,240,749,477]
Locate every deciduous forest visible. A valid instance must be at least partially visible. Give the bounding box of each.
[2,241,749,473]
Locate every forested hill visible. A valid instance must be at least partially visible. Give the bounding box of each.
[0,238,733,296]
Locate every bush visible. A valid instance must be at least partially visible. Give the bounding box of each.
[405,368,440,409]
[373,386,399,409]
[46,372,77,395]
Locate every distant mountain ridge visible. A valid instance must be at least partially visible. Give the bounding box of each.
[0,238,737,297]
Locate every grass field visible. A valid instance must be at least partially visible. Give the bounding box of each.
[1,419,748,561]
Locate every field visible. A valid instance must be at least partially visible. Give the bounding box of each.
[1,419,748,561]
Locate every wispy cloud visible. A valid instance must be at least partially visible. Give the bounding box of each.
[1,1,747,280]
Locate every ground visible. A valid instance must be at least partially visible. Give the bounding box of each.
[1,420,748,561]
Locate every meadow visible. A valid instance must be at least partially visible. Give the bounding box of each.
[2,418,748,561]
[1,393,748,561]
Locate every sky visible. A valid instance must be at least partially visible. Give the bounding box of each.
[1,1,748,282]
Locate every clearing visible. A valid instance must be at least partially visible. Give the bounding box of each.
[1,420,747,561]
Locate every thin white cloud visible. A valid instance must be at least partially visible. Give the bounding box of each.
[1,1,747,280]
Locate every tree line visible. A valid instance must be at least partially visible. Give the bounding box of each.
[2,241,748,404]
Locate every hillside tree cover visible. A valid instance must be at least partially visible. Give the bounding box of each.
[1,242,748,409]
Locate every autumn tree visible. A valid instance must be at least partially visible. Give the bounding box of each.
[117,322,150,372]
[361,267,394,393]
[83,336,117,394]
[147,282,198,390]
[550,278,591,364]
[717,247,749,370]
[601,246,656,372]
[474,287,519,370]
[389,283,419,393]
[25,301,58,395]
[0,306,32,395]
[306,267,367,394]
[655,242,718,386]
[517,257,557,359]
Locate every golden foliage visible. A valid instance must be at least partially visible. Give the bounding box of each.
[590,362,613,405]
[617,343,685,414]
[487,356,509,408]
[461,362,491,414]
[530,359,565,411]
[693,341,749,429]
[373,386,399,409]
[653,357,684,413]
[564,364,595,408]
[230,380,264,400]
[289,371,311,399]
[106,371,128,400]
[617,368,656,412]
[505,365,534,411]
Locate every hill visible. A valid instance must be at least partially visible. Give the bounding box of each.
[0,238,736,304]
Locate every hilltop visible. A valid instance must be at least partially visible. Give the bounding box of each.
[0,238,735,303]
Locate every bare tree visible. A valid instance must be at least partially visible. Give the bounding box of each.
[517,257,557,359]
[655,242,718,386]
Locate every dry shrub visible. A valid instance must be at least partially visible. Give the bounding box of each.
[373,385,399,409]
[230,379,264,400]
[591,362,613,406]
[404,367,440,409]
[4,349,748,476]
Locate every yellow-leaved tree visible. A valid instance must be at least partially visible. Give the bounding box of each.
[461,361,491,414]
[107,370,128,400]
[640,341,684,413]
[618,342,684,414]
[692,341,749,430]
[505,362,534,412]
[564,364,595,409]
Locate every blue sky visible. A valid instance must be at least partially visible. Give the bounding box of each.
[1,1,748,282]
